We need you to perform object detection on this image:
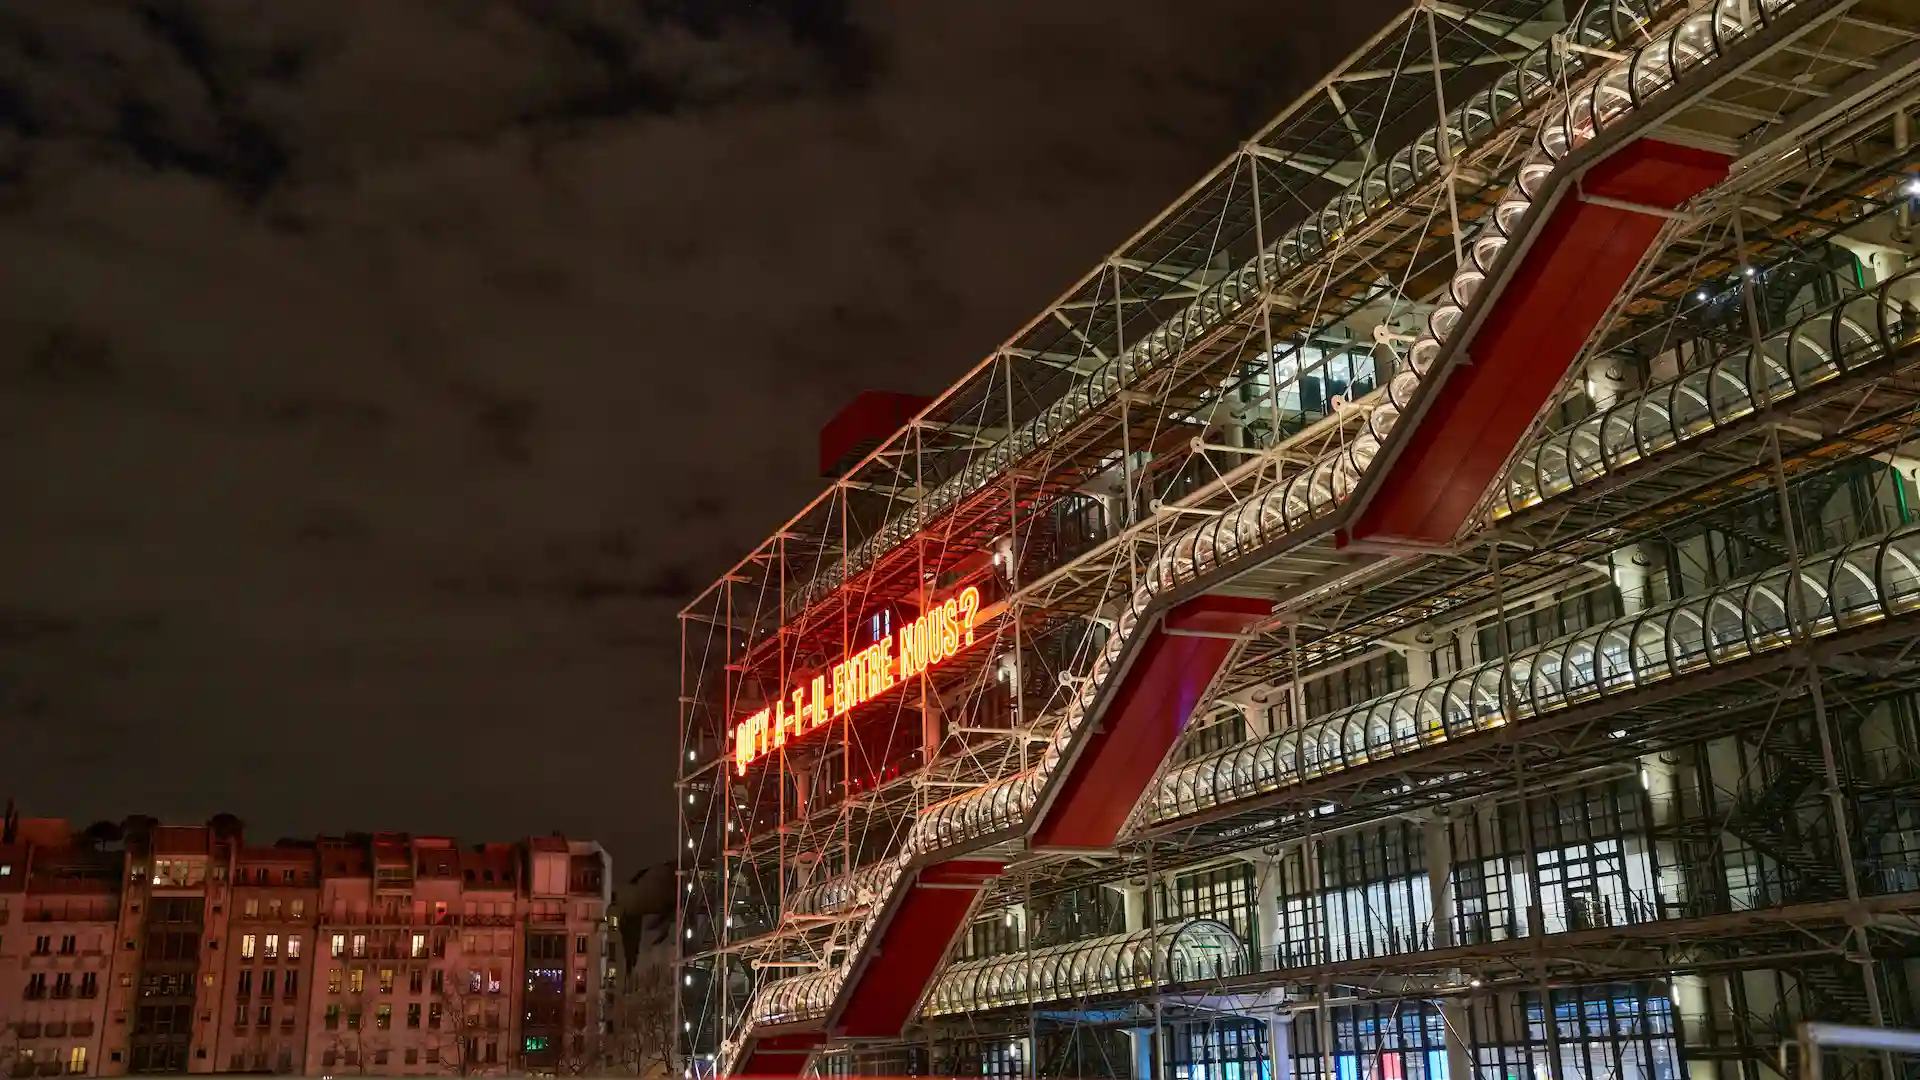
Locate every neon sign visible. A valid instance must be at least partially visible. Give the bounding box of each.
[733,586,981,775]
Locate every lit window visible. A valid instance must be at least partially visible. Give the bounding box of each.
[286,935,301,959]
[330,934,345,958]
[240,934,256,960]
[291,899,305,919]
[327,968,342,995]
[263,935,278,960]
[411,933,427,958]
[68,1048,85,1075]
[243,899,259,918]
[375,1005,392,1030]
[0,864,10,876]
[267,899,281,919]
[379,969,394,994]
[351,933,367,958]
[487,969,501,995]
[349,969,365,994]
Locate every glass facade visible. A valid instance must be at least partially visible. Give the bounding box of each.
[681,0,1920,1073]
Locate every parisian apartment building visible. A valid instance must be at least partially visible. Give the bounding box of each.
[0,809,613,1076]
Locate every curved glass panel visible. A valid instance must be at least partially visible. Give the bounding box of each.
[922,919,1248,1016]
[1497,265,1920,518]
[1149,525,1920,825]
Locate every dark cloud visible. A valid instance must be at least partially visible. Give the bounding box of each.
[0,0,1394,866]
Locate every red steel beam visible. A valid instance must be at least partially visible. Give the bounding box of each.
[832,859,1006,1038]
[1030,594,1273,851]
[1347,138,1732,548]
[733,1032,828,1078]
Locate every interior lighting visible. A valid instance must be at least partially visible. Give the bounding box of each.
[1906,177,1920,195]
[1695,291,1709,301]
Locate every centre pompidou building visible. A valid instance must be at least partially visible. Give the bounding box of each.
[678,1,1920,1077]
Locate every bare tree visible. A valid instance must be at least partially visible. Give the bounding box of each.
[429,971,515,1076]
[321,1019,368,1076]
[552,1031,603,1077]
[608,957,675,1077]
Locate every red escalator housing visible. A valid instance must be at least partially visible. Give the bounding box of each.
[734,1032,829,1078]
[1347,138,1732,548]
[1031,594,1273,851]
[833,859,1005,1038]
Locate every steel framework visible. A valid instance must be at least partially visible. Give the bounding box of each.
[676,0,1920,1077]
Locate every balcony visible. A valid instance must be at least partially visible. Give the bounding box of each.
[43,1023,66,1038]
[70,1022,93,1037]
[14,1023,40,1038]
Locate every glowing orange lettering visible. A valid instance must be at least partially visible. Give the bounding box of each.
[731,586,982,774]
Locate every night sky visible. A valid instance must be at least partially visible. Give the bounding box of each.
[0,0,1390,872]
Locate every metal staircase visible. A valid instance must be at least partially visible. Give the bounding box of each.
[1723,721,1846,901]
